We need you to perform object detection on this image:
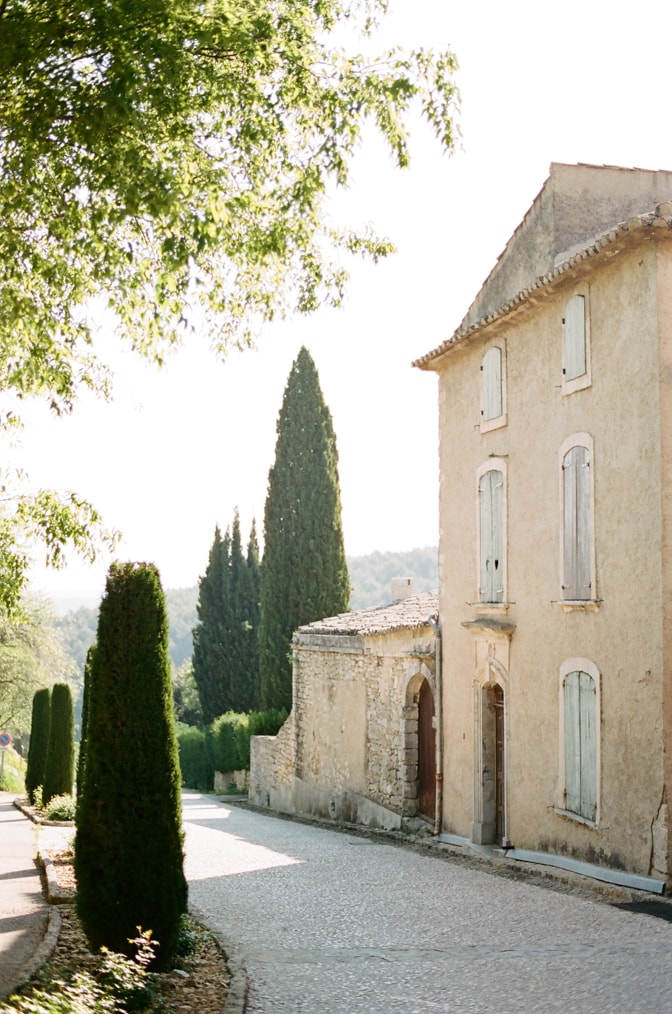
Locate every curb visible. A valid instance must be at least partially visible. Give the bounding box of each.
[2,907,62,1003]
[36,852,74,905]
[13,797,74,828]
[189,903,249,1014]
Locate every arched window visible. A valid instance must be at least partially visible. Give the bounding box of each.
[561,663,599,822]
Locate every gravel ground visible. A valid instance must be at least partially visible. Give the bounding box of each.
[183,792,672,1014]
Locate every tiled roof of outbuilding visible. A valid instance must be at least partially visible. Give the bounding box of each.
[296,591,439,637]
[414,205,672,369]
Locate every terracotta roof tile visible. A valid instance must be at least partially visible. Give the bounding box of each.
[296,591,439,637]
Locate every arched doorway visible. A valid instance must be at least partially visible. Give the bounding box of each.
[473,678,507,845]
[401,664,436,820]
[418,678,436,821]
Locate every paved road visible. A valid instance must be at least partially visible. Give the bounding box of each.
[183,792,672,1013]
[0,792,49,1001]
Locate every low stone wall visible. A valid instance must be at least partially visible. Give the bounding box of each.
[214,769,249,793]
[249,712,296,812]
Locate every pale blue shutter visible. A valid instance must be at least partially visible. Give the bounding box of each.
[564,295,586,381]
[579,672,597,821]
[482,347,503,421]
[564,671,581,815]
[479,470,504,602]
[563,446,591,600]
[564,670,597,820]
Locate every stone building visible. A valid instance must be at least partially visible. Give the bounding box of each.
[249,586,439,830]
[415,162,672,891]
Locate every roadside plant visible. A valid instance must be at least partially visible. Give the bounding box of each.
[44,793,76,822]
[25,688,51,804]
[43,683,75,805]
[75,562,187,969]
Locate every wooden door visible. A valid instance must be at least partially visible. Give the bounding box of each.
[494,685,505,844]
[418,679,436,821]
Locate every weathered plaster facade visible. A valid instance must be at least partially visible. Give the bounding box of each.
[249,591,439,829]
[416,163,672,887]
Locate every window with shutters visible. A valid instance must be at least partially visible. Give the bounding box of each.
[560,434,595,604]
[478,464,506,603]
[559,660,599,824]
[480,345,507,432]
[562,289,591,395]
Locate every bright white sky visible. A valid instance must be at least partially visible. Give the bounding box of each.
[15,0,672,606]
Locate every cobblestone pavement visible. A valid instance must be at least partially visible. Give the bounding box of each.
[182,792,672,1013]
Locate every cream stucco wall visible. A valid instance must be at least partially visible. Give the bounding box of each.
[436,236,669,876]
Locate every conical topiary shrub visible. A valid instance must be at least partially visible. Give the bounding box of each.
[75,562,187,969]
[43,683,74,806]
[25,687,51,805]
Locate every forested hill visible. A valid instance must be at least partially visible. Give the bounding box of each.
[52,547,438,671]
[347,546,437,611]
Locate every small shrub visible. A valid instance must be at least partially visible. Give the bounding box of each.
[97,930,158,1012]
[211,712,245,773]
[44,793,76,822]
[176,726,214,791]
[33,784,44,811]
[0,973,114,1013]
[233,713,250,769]
[175,913,202,959]
[0,936,157,1014]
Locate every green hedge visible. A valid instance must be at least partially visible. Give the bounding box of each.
[177,708,288,789]
[176,726,214,791]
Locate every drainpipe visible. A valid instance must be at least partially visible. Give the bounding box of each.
[428,613,443,835]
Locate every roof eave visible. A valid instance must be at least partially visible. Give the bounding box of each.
[413,210,672,372]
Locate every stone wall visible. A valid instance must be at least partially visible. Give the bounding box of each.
[249,625,436,828]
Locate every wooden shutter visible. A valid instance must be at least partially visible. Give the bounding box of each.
[563,445,591,600]
[564,670,597,820]
[479,469,504,602]
[482,347,503,421]
[564,671,581,815]
[564,295,586,381]
[579,672,597,821]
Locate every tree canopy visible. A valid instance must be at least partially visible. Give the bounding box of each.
[0,596,76,735]
[1,0,458,365]
[0,1,458,612]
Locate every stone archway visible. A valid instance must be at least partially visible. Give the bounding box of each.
[472,656,508,846]
[401,663,436,819]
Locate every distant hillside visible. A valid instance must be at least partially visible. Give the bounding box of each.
[52,585,199,675]
[347,547,438,611]
[52,547,438,675]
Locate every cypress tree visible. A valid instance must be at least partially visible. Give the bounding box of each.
[242,520,261,711]
[228,511,261,713]
[25,687,50,805]
[192,514,261,720]
[192,525,231,725]
[76,645,94,798]
[43,683,74,805]
[259,347,350,710]
[75,562,187,969]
